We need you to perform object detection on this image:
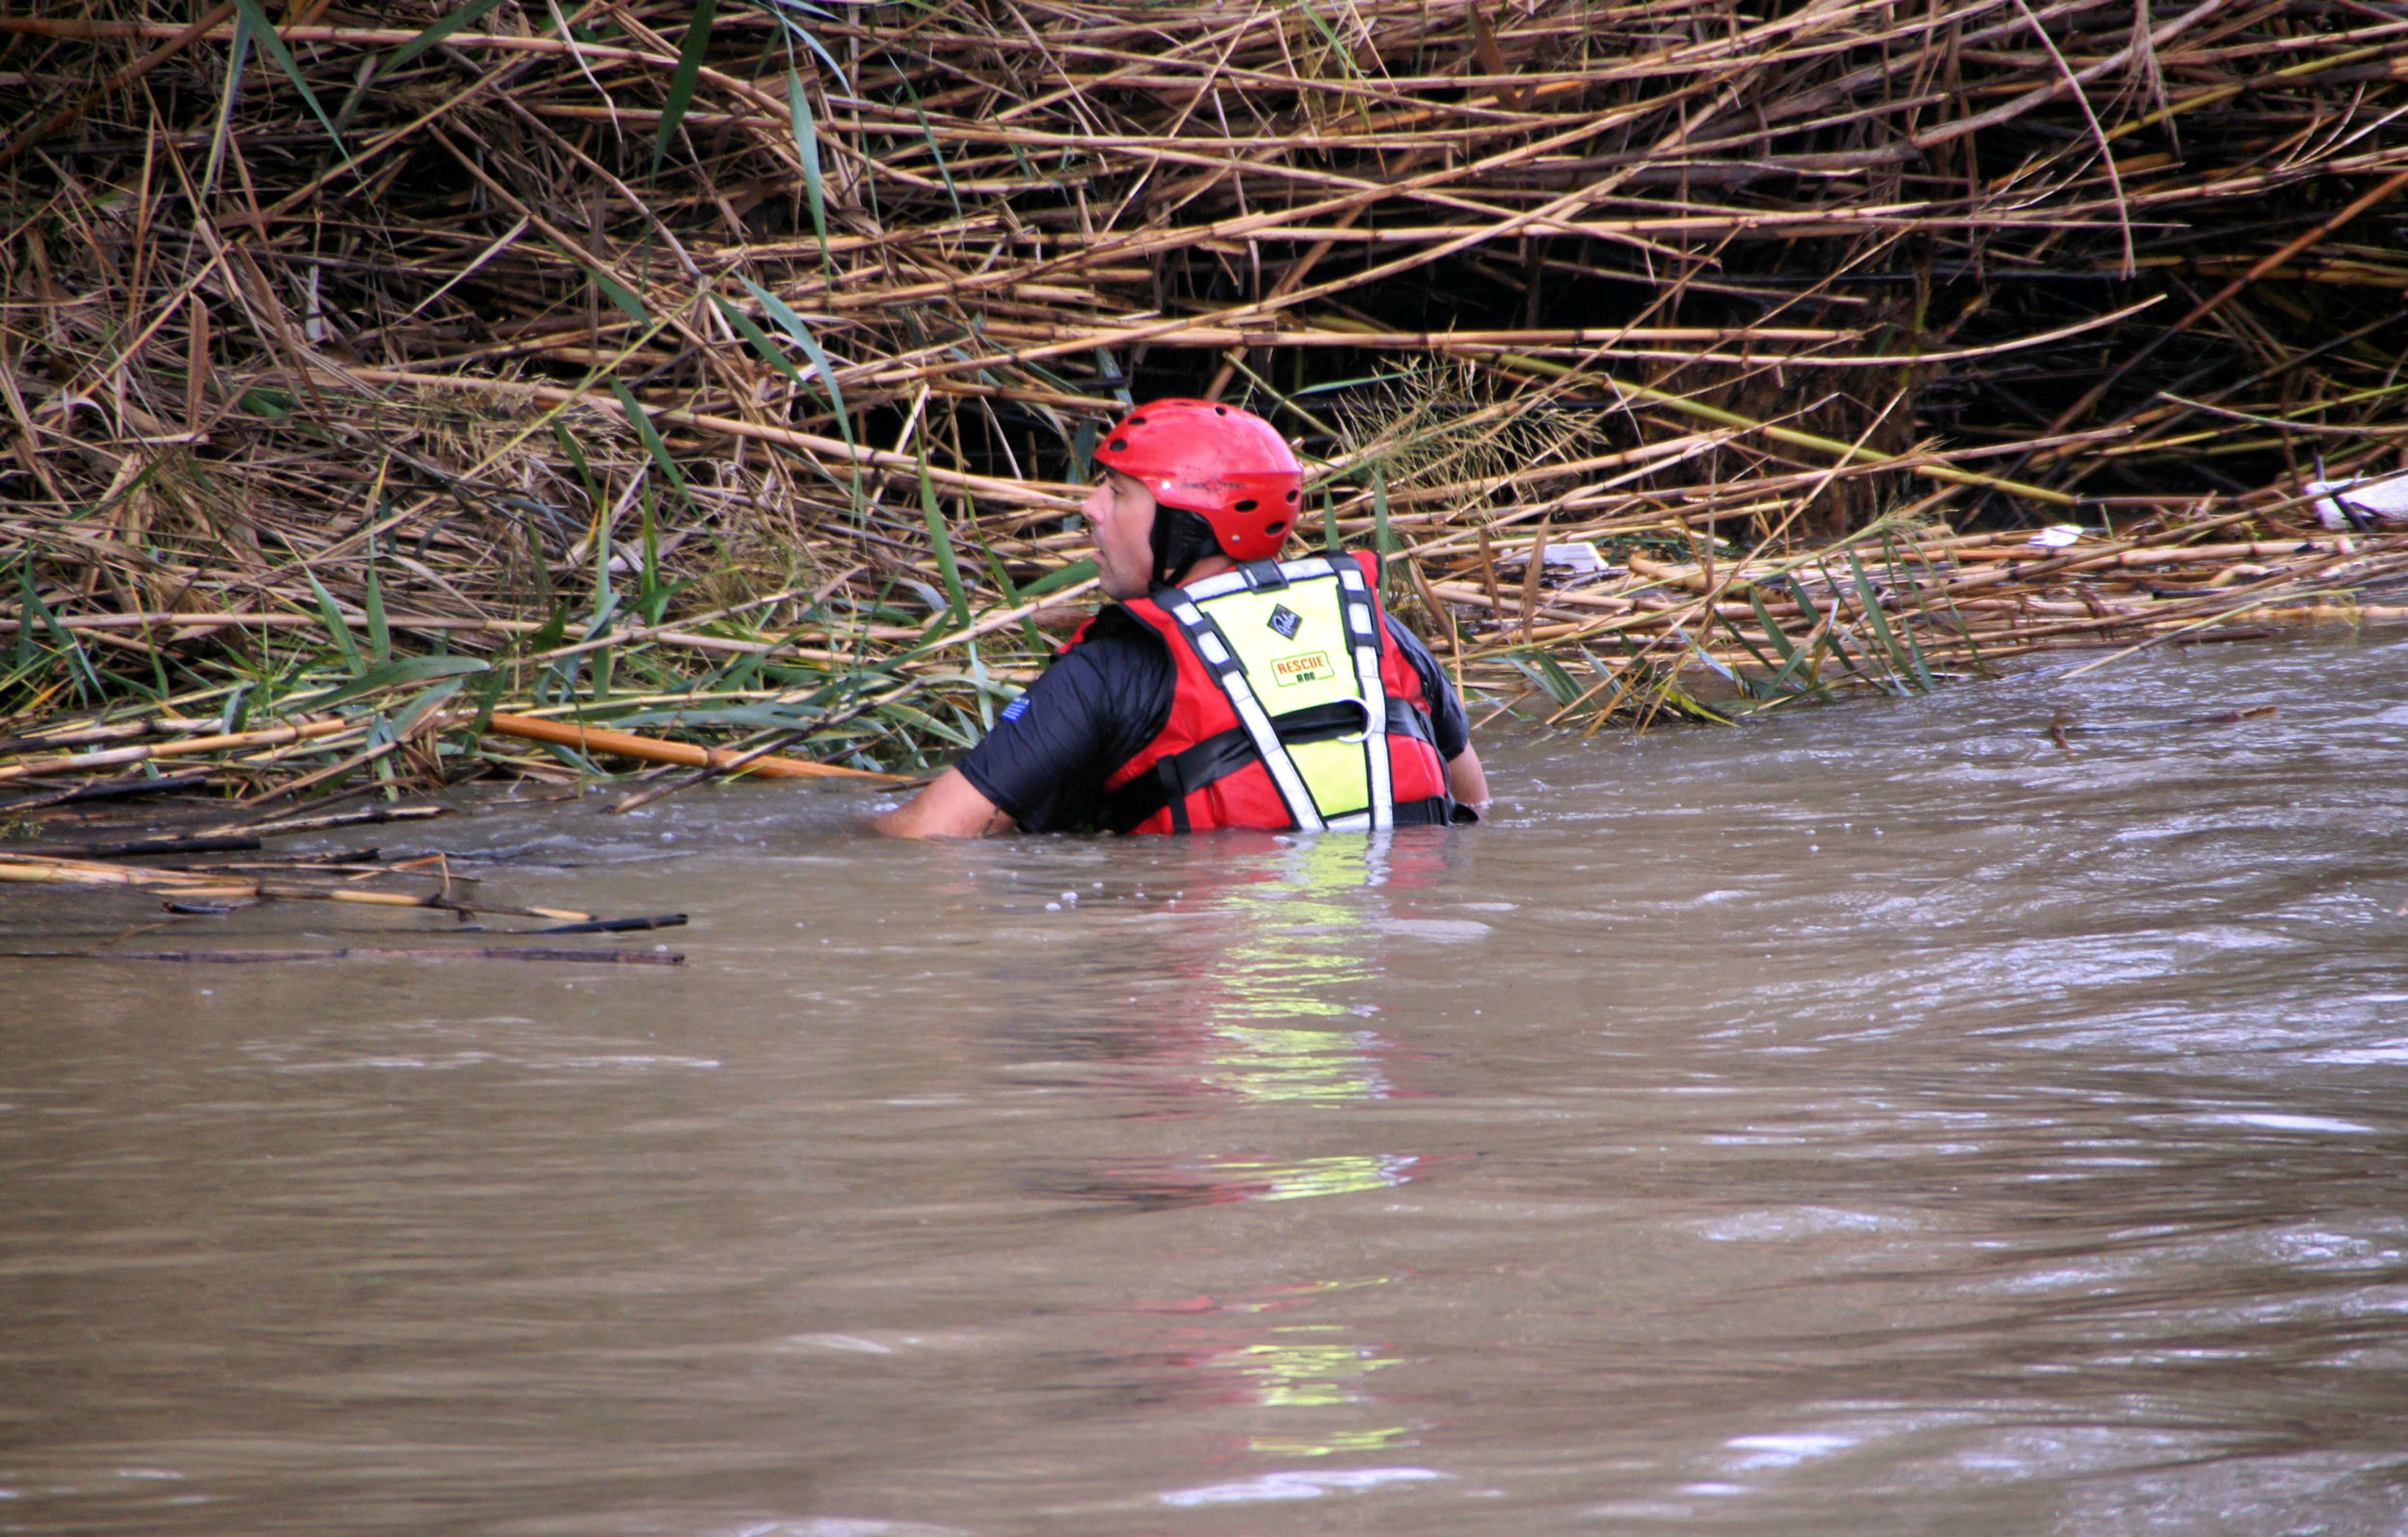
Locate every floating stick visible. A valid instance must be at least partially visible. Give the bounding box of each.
[0,854,591,923]
[528,913,690,935]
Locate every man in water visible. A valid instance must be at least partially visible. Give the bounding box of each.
[874,399,1488,837]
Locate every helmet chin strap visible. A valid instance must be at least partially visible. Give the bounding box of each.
[1149,504,1223,589]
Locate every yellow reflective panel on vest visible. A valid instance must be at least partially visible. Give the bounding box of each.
[1191,570,1377,820]
[1287,737,1374,821]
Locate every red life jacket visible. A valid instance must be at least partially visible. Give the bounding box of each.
[1088,551,1456,835]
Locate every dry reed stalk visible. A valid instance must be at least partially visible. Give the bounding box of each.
[482,711,909,780]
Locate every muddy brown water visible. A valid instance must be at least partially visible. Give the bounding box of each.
[6,635,2408,1536]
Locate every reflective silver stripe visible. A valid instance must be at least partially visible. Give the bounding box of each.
[1164,598,1325,831]
[1334,561,1393,832]
[1179,553,1352,603]
[1178,569,1253,604]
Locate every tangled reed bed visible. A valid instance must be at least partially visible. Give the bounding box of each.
[2,0,2405,813]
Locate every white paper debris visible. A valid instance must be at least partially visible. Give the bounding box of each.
[2306,474,2408,530]
[1501,541,1613,573]
[2027,523,2087,548]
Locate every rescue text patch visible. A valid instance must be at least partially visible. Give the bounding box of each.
[1269,650,1336,687]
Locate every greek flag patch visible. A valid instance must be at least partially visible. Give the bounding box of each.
[1000,695,1031,722]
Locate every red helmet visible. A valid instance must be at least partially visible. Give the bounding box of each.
[1091,399,1303,562]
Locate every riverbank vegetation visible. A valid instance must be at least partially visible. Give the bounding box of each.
[3,0,2405,814]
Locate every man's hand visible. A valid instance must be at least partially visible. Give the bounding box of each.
[871,767,1017,838]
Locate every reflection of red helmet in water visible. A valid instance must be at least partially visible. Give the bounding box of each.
[1092,400,1304,563]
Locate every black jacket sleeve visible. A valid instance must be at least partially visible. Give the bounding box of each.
[954,609,1175,833]
[1384,614,1471,760]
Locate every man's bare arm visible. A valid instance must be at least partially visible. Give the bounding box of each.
[872,768,1017,838]
[1446,746,1489,814]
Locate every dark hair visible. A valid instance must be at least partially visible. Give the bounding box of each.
[1149,505,1222,589]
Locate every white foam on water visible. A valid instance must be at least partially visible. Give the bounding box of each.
[1726,1432,1858,1468]
[1694,1206,1915,1240]
[722,1522,967,1537]
[2197,1111,2376,1135]
[780,1334,897,1354]
[1158,1466,1446,1506]
[1370,918,1490,941]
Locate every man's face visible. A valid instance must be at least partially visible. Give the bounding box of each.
[1085,468,1159,601]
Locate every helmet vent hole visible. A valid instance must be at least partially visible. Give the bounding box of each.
[1234,498,1259,512]
[1214,406,1228,415]
[1127,415,1147,426]
[1284,491,1299,503]
[1108,439,1128,452]
[1266,519,1287,535]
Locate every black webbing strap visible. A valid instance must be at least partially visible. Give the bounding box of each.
[1104,699,1429,834]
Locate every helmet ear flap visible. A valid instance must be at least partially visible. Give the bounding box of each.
[1149,505,1221,587]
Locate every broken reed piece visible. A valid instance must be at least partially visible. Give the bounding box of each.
[483,713,911,783]
[2049,704,2280,741]
[4,946,684,966]
[0,853,591,924]
[0,851,246,890]
[0,718,354,783]
[0,715,219,756]
[209,804,450,838]
[528,913,688,935]
[247,883,589,922]
[0,771,215,813]
[24,835,263,859]
[2179,705,2279,726]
